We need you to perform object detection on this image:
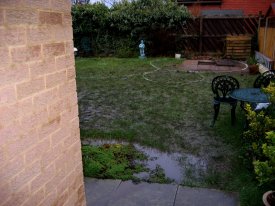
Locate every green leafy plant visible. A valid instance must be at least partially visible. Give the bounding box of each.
[82,144,147,180]
[252,83,275,186]
[243,105,273,161]
[264,82,275,105]
[243,82,275,187]
[246,56,258,65]
[253,131,275,186]
[146,165,173,184]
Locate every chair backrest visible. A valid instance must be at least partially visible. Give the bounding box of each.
[212,75,240,99]
[253,71,275,88]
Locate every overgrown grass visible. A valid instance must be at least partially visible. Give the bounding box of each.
[76,57,263,206]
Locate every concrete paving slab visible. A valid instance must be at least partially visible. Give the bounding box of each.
[174,186,239,206]
[182,60,198,70]
[85,178,121,206]
[84,178,239,206]
[106,181,178,206]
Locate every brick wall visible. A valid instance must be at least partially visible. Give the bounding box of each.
[0,1,86,206]
[187,0,275,16]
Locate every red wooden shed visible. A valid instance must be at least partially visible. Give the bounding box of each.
[178,0,275,16]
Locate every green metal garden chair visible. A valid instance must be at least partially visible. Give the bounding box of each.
[211,75,240,127]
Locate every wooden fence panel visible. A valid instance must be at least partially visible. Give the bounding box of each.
[178,16,259,55]
[259,18,275,59]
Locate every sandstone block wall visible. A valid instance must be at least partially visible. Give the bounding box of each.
[0,1,86,205]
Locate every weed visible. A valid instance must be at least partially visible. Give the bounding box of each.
[82,144,147,180]
[147,165,174,184]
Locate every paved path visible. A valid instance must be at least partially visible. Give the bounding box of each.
[180,60,248,74]
[85,178,239,206]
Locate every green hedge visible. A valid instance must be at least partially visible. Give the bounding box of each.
[72,0,191,57]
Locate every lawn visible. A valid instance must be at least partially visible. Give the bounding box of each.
[76,57,264,206]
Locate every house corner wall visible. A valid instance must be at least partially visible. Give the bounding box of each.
[0,1,86,205]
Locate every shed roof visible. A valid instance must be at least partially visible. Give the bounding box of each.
[201,9,244,17]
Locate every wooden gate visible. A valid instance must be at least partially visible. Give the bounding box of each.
[177,16,259,55]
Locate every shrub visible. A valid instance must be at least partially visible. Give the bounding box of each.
[110,0,190,33]
[253,131,275,186]
[243,106,273,161]
[264,82,275,104]
[72,0,191,56]
[243,82,275,187]
[72,3,110,55]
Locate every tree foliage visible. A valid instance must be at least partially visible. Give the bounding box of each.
[72,0,191,56]
[71,0,90,5]
[72,3,109,33]
[110,0,190,33]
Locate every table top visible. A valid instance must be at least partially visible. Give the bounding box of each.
[229,88,269,103]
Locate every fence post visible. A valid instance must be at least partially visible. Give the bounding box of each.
[199,16,203,54]
[263,18,269,54]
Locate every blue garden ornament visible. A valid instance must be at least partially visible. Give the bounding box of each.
[139,40,146,59]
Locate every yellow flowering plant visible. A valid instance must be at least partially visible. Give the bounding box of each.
[253,131,275,185]
[243,81,275,186]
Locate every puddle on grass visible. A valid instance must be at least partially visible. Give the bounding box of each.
[82,139,208,184]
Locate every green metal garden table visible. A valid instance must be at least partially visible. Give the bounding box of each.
[229,88,269,103]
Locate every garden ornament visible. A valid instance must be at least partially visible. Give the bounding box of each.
[139,40,146,59]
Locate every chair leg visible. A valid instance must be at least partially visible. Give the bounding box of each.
[240,101,245,110]
[230,102,237,125]
[211,101,220,127]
